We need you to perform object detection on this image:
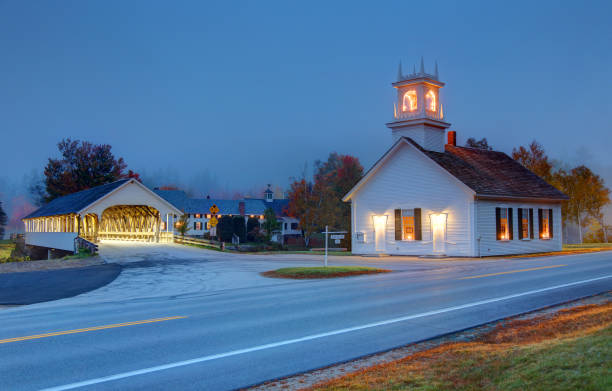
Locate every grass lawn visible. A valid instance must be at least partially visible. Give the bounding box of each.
[306,301,612,391]
[261,266,391,279]
[60,248,95,260]
[0,240,15,261]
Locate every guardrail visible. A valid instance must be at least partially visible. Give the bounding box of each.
[174,235,224,250]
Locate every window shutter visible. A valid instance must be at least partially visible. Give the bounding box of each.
[508,208,514,240]
[538,209,543,239]
[495,207,501,240]
[193,222,196,229]
[529,208,534,239]
[394,209,402,241]
[517,209,523,240]
[549,208,554,238]
[414,208,422,241]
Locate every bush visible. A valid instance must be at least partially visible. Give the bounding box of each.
[247,217,261,242]
[232,216,246,243]
[217,216,234,242]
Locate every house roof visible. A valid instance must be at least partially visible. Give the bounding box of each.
[23,179,131,219]
[344,137,568,202]
[154,191,289,217]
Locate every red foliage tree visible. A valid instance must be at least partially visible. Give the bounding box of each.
[43,139,130,202]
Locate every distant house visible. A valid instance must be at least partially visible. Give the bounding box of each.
[154,185,301,243]
[343,62,568,257]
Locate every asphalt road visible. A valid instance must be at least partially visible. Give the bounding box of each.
[0,264,121,305]
[0,247,610,391]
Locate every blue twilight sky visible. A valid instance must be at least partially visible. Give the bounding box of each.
[1,0,611,200]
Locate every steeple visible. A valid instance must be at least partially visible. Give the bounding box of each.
[386,58,450,152]
[397,61,403,81]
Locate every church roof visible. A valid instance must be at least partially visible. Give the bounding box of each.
[344,137,568,202]
[23,179,131,219]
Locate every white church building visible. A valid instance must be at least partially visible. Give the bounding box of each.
[343,61,568,257]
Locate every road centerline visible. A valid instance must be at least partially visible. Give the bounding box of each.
[40,274,612,391]
[0,316,187,345]
[460,264,567,280]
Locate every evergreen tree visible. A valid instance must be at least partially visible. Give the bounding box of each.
[0,201,7,240]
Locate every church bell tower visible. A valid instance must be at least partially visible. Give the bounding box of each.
[386,58,451,152]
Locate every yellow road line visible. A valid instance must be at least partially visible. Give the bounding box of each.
[460,264,567,280]
[0,316,187,344]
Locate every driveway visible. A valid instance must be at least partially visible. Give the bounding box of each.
[49,241,478,306]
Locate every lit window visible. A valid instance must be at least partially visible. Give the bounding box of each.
[540,209,551,239]
[160,221,166,230]
[498,208,510,240]
[426,89,436,111]
[402,90,417,112]
[194,222,202,230]
[520,208,529,239]
[195,213,201,218]
[401,209,415,241]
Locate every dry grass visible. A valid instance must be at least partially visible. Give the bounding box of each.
[306,302,612,391]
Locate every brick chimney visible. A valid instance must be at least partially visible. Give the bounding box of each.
[239,201,245,216]
[447,130,457,147]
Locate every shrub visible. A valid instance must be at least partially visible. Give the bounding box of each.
[232,216,246,243]
[217,215,234,242]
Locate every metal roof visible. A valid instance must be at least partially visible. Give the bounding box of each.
[23,179,130,219]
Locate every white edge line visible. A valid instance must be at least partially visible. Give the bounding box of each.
[41,274,612,391]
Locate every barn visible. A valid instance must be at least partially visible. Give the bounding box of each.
[22,179,183,254]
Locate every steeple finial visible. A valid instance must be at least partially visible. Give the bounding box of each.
[419,57,425,74]
[397,61,403,81]
[434,61,439,79]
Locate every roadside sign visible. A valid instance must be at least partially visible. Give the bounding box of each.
[209,204,219,214]
[209,216,219,227]
[334,239,341,244]
[330,234,344,240]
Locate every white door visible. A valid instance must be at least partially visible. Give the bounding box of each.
[430,213,447,254]
[372,215,388,252]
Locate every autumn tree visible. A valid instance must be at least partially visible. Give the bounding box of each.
[286,153,363,247]
[42,139,136,202]
[0,201,7,239]
[465,137,493,150]
[512,140,553,182]
[313,153,363,231]
[286,178,318,247]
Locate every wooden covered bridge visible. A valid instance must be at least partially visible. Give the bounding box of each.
[22,179,183,253]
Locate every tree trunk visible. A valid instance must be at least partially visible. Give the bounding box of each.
[599,217,608,243]
[577,209,583,244]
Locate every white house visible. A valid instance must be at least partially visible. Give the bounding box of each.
[343,61,568,257]
[154,185,302,242]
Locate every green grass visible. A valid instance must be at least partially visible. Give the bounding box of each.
[0,240,16,262]
[255,250,352,256]
[310,319,611,391]
[61,248,94,260]
[262,266,391,279]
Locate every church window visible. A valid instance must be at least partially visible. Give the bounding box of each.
[518,208,533,240]
[394,208,422,241]
[402,90,417,112]
[539,209,553,239]
[496,207,513,240]
[426,90,436,111]
[194,222,202,230]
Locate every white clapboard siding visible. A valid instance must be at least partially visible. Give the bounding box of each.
[351,141,476,256]
[476,200,562,256]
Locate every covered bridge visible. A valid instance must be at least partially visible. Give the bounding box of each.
[22,179,183,253]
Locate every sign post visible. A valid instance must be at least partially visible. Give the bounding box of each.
[322,228,347,267]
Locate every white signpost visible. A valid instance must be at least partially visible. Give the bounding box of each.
[323,226,347,267]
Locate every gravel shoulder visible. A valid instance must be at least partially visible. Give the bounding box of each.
[0,256,105,274]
